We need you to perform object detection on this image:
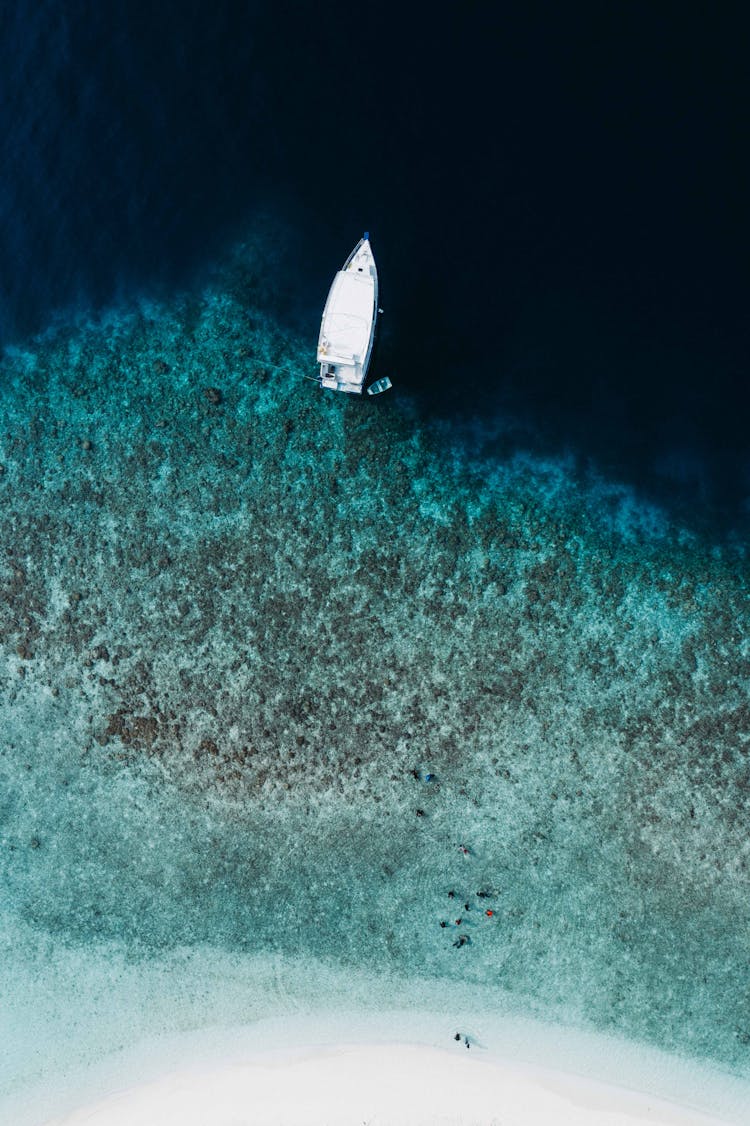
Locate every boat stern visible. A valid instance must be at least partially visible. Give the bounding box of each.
[318,361,364,394]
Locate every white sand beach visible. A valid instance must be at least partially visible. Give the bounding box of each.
[41,1038,740,1126]
[5,951,748,1126]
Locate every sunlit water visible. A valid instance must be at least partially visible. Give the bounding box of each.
[1,230,749,1121]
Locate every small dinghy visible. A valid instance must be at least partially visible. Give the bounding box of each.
[315,234,391,396]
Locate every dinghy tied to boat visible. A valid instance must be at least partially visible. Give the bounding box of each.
[313,233,391,396]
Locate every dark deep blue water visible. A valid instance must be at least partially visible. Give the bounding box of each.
[1,2,747,537]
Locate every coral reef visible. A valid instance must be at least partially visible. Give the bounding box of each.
[1,238,749,1078]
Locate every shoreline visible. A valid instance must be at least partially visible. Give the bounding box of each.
[40,1037,739,1126]
[14,1008,749,1126]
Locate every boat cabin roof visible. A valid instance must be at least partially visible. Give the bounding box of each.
[318,269,374,364]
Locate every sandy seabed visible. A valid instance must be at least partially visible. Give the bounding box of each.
[43,1041,734,1126]
[28,1007,747,1126]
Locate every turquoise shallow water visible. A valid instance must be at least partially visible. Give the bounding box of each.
[1,231,749,1119]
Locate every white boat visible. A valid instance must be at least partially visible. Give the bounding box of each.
[315,233,391,396]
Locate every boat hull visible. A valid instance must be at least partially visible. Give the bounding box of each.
[317,236,379,395]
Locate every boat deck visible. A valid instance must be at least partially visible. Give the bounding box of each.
[317,238,378,394]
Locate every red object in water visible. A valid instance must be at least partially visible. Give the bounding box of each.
[485,910,493,917]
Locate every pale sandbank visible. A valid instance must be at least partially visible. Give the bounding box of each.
[42,1037,743,1126]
